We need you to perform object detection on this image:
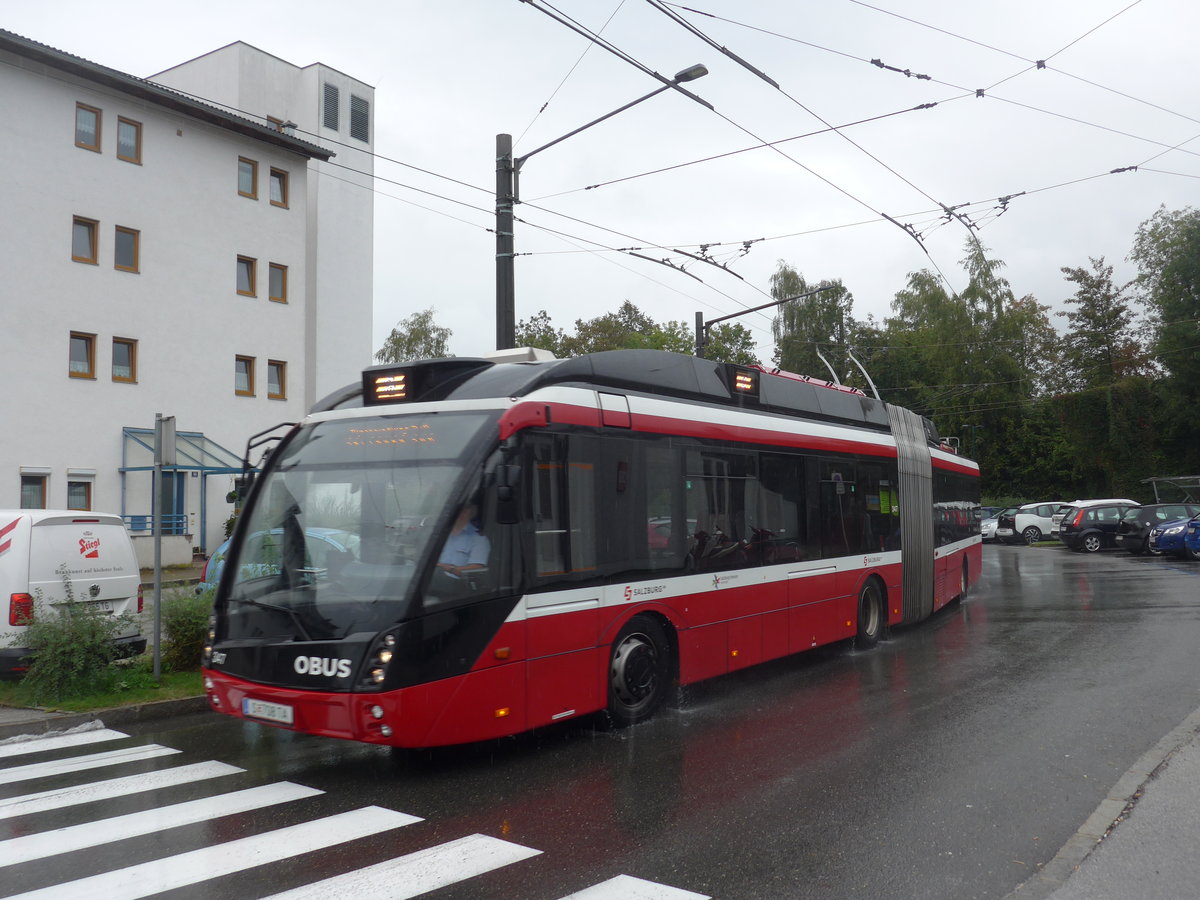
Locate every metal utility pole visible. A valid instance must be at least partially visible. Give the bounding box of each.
[495,64,710,352]
[495,134,516,351]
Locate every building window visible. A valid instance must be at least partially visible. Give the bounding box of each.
[72,217,98,263]
[117,117,142,163]
[238,157,258,198]
[237,256,257,296]
[323,82,339,130]
[21,475,47,510]
[69,332,96,378]
[268,360,287,400]
[75,103,101,151]
[350,94,370,142]
[269,168,288,208]
[112,338,137,382]
[268,263,288,303]
[115,226,139,272]
[67,481,92,511]
[235,356,255,396]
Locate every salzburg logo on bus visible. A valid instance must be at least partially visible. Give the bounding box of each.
[79,534,101,559]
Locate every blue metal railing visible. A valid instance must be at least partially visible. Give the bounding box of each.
[124,514,189,536]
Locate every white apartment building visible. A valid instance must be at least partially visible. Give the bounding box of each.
[0,30,374,561]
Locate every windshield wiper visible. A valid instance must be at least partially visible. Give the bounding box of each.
[225,595,315,642]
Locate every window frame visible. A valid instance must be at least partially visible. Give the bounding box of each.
[238,157,258,198]
[69,331,97,379]
[269,168,289,208]
[237,256,257,297]
[267,360,287,400]
[114,226,140,273]
[75,103,101,152]
[235,355,256,397]
[20,475,47,510]
[67,480,93,511]
[112,337,138,383]
[116,116,142,163]
[268,262,288,303]
[72,216,99,264]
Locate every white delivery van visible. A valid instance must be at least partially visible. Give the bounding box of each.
[0,510,146,675]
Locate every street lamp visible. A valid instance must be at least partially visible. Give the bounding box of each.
[495,64,710,350]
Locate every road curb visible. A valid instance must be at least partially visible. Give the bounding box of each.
[0,695,209,742]
[1005,704,1200,898]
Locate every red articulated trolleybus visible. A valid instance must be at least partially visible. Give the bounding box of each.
[203,349,980,748]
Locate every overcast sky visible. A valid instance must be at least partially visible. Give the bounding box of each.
[12,1,1200,364]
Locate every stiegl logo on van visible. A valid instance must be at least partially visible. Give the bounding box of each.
[79,532,101,559]
[293,656,353,678]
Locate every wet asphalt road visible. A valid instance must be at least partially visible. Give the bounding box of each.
[4,544,1200,899]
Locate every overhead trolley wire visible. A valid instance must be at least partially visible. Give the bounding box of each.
[648,0,981,236]
[513,0,629,150]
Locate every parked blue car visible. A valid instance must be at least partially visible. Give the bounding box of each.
[1184,515,1200,561]
[1148,516,1197,559]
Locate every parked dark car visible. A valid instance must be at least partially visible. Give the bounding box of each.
[1058,501,1140,552]
[1116,503,1200,554]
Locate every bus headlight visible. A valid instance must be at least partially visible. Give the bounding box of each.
[360,630,400,690]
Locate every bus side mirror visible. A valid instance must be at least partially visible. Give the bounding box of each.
[496,465,520,525]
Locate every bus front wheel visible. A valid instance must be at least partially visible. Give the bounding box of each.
[607,615,670,727]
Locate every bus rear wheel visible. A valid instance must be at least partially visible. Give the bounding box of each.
[855,579,884,649]
[607,616,669,727]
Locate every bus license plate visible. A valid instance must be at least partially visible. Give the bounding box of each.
[243,698,294,725]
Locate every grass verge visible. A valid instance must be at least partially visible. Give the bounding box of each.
[0,664,203,713]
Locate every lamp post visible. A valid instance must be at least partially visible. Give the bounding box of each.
[495,64,710,350]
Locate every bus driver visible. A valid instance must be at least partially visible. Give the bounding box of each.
[436,502,490,580]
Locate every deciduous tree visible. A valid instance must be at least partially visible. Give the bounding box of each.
[375,308,452,363]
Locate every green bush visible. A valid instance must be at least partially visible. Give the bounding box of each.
[10,572,137,704]
[160,587,214,673]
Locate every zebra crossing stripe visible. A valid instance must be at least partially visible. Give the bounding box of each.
[0,745,180,786]
[262,832,542,899]
[0,781,322,865]
[559,874,711,899]
[0,729,130,760]
[5,805,421,900]
[0,760,242,820]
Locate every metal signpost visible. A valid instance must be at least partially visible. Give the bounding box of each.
[153,412,175,681]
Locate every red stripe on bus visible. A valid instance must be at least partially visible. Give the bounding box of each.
[500,401,899,459]
[630,412,898,458]
[933,456,980,476]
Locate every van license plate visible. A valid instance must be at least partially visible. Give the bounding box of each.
[90,600,113,613]
[243,698,294,725]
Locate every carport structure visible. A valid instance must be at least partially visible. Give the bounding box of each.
[120,426,245,554]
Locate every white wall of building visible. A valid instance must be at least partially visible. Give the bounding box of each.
[0,35,370,556]
[153,43,376,404]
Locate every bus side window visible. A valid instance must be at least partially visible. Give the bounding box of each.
[684,448,754,572]
[528,434,598,584]
[757,454,804,564]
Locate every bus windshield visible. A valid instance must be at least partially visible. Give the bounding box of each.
[222,411,497,641]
